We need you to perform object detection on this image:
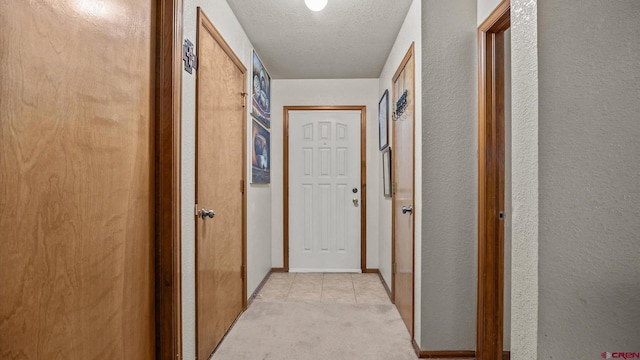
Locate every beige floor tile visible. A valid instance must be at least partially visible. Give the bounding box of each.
[257,272,392,304]
[355,293,391,304]
[321,290,356,303]
[351,273,381,284]
[321,274,357,304]
[269,272,296,281]
[354,285,391,304]
[256,278,293,302]
[352,279,381,290]
[256,288,287,302]
[323,273,353,282]
[265,277,295,289]
[293,272,323,282]
[286,279,322,302]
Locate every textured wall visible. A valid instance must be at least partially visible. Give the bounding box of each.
[510,1,539,358]
[420,0,478,350]
[181,1,272,358]
[377,0,423,345]
[270,79,380,271]
[537,0,640,358]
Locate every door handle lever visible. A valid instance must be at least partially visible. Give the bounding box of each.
[401,205,413,215]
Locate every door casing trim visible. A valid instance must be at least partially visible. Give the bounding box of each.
[477,1,510,359]
[155,0,183,359]
[283,106,367,273]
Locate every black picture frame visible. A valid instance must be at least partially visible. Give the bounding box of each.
[378,90,389,151]
[382,147,392,197]
[251,50,271,129]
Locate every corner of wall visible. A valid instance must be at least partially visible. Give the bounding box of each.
[509,0,539,359]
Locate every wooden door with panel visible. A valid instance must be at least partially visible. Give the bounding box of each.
[392,43,416,336]
[0,0,156,358]
[195,9,246,360]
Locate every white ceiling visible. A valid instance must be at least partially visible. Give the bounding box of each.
[226,0,414,79]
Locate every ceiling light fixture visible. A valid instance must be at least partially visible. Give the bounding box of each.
[305,0,328,12]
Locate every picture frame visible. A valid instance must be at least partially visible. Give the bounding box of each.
[251,50,271,128]
[382,147,392,197]
[378,90,389,150]
[251,119,270,184]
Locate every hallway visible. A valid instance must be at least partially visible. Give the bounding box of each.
[210,273,417,360]
[2,0,638,359]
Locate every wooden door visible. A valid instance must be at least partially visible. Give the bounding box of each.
[0,1,155,358]
[288,110,362,272]
[392,44,416,335]
[195,9,246,360]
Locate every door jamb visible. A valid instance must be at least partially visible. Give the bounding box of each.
[155,0,183,359]
[283,106,367,273]
[477,1,510,359]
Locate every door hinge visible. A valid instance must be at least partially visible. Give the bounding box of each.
[194,204,199,216]
[182,39,197,74]
[392,262,397,275]
[392,182,397,194]
[241,179,245,194]
[241,92,248,107]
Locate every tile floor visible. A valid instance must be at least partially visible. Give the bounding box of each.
[254,272,391,304]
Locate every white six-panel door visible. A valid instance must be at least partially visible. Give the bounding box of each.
[289,110,361,272]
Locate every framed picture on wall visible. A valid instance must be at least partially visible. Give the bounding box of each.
[251,119,270,184]
[382,147,392,197]
[378,90,389,150]
[251,50,271,129]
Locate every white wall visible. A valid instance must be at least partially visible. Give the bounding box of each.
[270,79,380,270]
[537,1,640,358]
[510,1,539,359]
[181,1,272,359]
[376,0,423,347]
[477,0,503,25]
[420,0,477,351]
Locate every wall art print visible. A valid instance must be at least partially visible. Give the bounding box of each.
[378,89,389,150]
[251,50,271,128]
[251,119,270,184]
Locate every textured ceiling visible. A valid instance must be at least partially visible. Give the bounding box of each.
[226,0,413,79]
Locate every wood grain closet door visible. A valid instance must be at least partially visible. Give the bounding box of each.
[392,44,415,336]
[195,9,246,360]
[0,1,155,359]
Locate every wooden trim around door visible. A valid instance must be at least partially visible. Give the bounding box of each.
[477,1,510,360]
[155,0,183,359]
[283,106,367,273]
[390,42,416,336]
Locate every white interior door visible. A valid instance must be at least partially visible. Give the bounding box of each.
[289,110,361,272]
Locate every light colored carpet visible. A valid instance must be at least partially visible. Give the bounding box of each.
[210,301,418,360]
